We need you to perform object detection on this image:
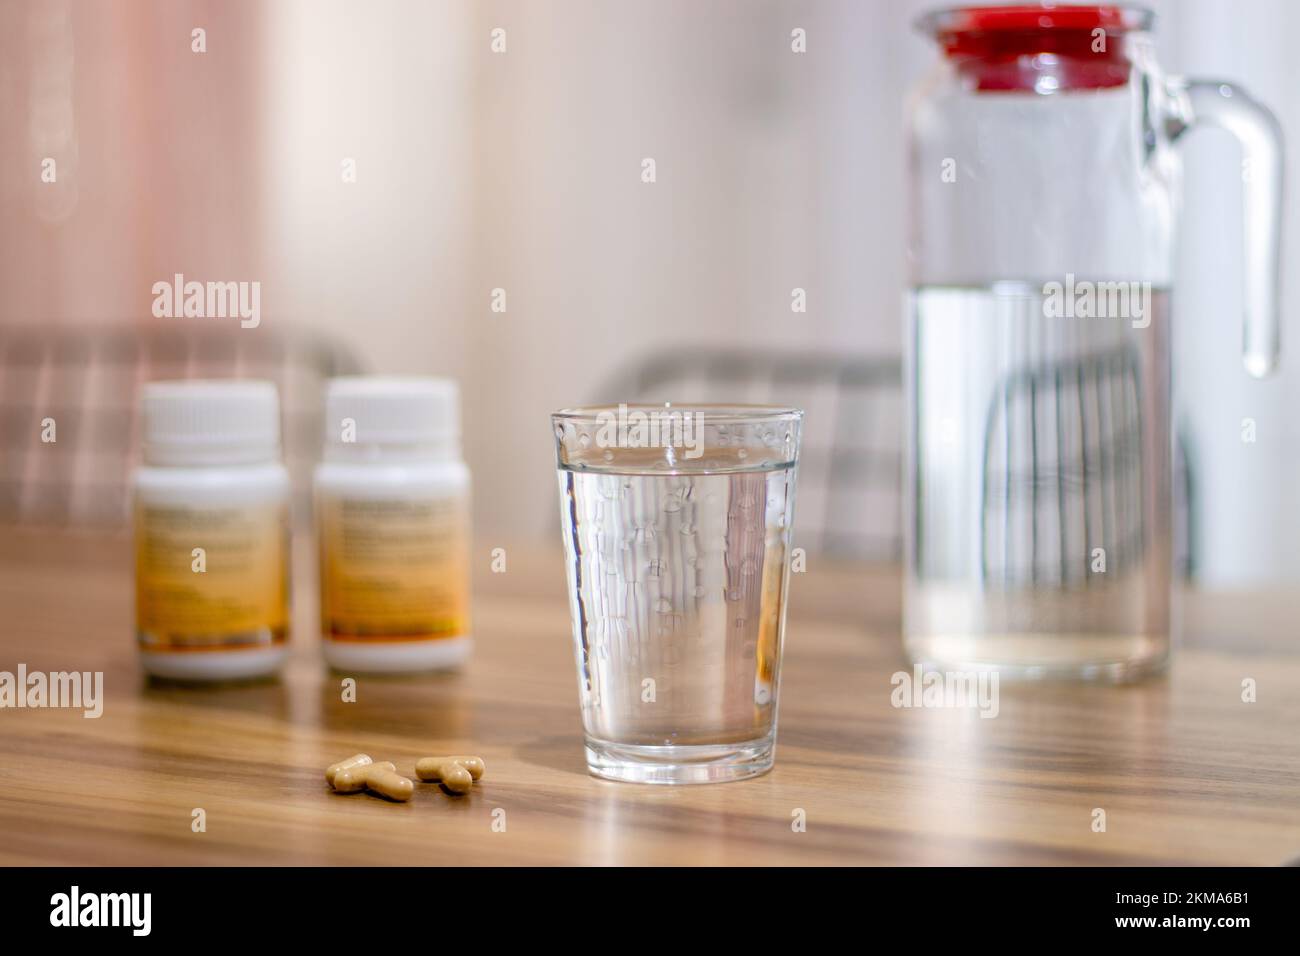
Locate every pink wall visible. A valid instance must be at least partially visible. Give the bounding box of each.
[0,0,265,325]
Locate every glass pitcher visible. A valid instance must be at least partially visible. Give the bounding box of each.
[904,4,1282,679]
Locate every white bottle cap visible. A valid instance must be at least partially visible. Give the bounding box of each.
[141,380,282,466]
[324,376,460,451]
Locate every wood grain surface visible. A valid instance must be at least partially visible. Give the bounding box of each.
[0,529,1297,866]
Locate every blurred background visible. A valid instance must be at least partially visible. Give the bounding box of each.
[1,0,1297,585]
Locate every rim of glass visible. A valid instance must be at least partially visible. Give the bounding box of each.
[551,403,803,427]
[916,4,1155,38]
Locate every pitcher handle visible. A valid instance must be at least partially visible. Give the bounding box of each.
[1168,78,1284,378]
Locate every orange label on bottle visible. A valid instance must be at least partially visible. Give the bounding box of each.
[135,502,289,651]
[318,495,470,642]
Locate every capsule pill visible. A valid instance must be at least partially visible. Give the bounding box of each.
[363,766,415,802]
[414,755,485,780]
[415,755,485,794]
[325,753,372,787]
[447,755,485,780]
[332,761,396,793]
[439,764,474,794]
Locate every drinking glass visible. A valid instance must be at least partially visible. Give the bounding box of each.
[552,404,802,783]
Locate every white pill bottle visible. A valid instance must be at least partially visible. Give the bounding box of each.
[134,380,291,681]
[315,377,472,673]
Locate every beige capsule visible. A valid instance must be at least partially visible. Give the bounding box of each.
[447,755,485,780]
[437,764,474,795]
[332,761,396,794]
[415,755,485,783]
[325,753,372,787]
[364,766,415,802]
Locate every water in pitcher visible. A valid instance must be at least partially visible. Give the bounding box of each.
[557,455,796,750]
[905,283,1172,679]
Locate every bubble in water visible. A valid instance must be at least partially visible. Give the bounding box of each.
[693,585,706,598]
[578,432,591,448]
[655,597,672,613]
[737,448,748,460]
[602,449,614,462]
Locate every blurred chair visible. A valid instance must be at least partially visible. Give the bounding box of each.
[0,322,361,530]
[599,348,1193,575]
[978,346,1194,583]
[980,346,1146,584]
[594,349,904,560]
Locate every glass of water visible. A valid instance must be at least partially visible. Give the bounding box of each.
[552,404,803,784]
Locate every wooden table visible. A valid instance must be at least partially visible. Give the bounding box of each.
[0,529,1297,866]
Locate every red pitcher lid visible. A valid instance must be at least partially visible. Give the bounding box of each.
[917,4,1155,91]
